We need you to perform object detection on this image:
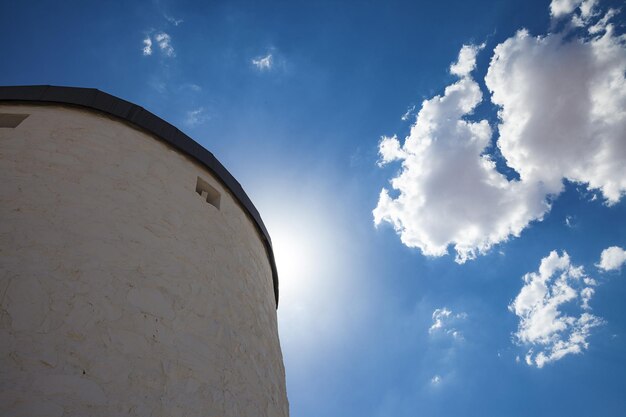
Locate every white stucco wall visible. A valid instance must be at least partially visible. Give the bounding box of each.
[0,104,288,417]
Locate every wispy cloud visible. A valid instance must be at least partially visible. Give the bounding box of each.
[148,78,166,93]
[596,246,626,272]
[374,3,626,262]
[428,307,467,340]
[400,104,416,121]
[181,83,202,92]
[252,53,273,71]
[164,14,183,26]
[184,107,209,127]
[509,250,604,368]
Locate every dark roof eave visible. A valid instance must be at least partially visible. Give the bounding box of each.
[0,85,279,308]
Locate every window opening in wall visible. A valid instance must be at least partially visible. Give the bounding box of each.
[195,176,221,209]
[0,113,29,128]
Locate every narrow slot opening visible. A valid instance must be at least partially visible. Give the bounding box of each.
[0,113,29,128]
[195,176,221,209]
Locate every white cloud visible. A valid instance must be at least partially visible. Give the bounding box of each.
[485,23,626,204]
[429,307,467,339]
[142,32,175,57]
[430,375,442,385]
[142,36,153,56]
[550,0,586,18]
[184,107,209,127]
[374,44,551,263]
[596,246,626,272]
[155,32,175,57]
[374,6,626,262]
[377,135,406,166]
[252,54,273,71]
[450,43,484,76]
[429,308,451,332]
[401,104,416,121]
[509,250,604,368]
[587,7,617,34]
[551,0,599,23]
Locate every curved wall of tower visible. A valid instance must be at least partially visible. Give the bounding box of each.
[0,87,288,417]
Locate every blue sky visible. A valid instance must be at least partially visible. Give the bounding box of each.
[2,0,626,415]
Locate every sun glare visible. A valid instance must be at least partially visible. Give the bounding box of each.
[268,212,319,303]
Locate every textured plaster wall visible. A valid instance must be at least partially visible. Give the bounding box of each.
[0,104,288,417]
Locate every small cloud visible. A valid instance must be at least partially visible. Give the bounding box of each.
[142,36,153,56]
[550,0,586,18]
[509,250,604,368]
[429,307,467,340]
[401,104,416,121]
[430,375,442,385]
[155,32,175,57]
[252,54,273,71]
[184,107,209,127]
[596,246,626,272]
[565,215,576,228]
[429,308,451,333]
[525,352,534,366]
[551,0,604,26]
[449,43,484,77]
[142,32,175,57]
[377,135,407,167]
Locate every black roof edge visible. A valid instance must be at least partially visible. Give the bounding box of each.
[0,85,279,307]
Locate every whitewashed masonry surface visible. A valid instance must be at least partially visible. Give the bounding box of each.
[0,102,289,417]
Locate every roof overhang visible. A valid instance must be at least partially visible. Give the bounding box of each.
[0,85,279,307]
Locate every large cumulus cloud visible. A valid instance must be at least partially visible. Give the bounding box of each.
[486,24,626,203]
[374,2,626,261]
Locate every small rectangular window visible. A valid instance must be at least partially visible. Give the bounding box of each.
[0,113,29,128]
[195,176,221,209]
